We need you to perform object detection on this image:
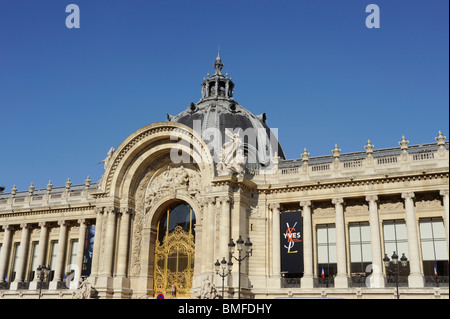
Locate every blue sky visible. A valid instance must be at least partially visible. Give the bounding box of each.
[0,0,448,192]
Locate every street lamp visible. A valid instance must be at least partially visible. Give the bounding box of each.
[228,236,252,299]
[215,257,233,299]
[383,252,408,299]
[36,265,50,299]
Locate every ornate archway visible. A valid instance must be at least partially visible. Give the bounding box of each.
[153,203,196,298]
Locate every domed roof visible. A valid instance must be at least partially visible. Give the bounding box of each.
[167,54,286,169]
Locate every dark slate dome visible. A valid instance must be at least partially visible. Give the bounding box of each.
[167,53,286,169]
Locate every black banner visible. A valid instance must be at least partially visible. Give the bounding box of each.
[81,225,95,277]
[280,211,303,274]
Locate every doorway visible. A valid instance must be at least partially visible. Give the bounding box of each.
[153,203,196,298]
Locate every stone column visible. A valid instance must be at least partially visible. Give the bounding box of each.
[366,195,384,288]
[300,201,314,288]
[270,203,281,280]
[219,196,231,261]
[115,208,132,290]
[10,223,30,290]
[402,192,424,288]
[50,220,67,290]
[440,189,449,250]
[332,197,348,288]
[0,225,12,283]
[102,206,117,277]
[116,209,131,277]
[29,222,49,290]
[90,207,104,281]
[205,197,216,274]
[71,219,86,289]
[96,206,117,290]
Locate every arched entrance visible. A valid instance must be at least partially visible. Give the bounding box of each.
[153,203,196,298]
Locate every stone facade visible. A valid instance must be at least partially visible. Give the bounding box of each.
[0,56,448,299]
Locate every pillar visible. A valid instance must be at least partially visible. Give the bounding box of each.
[219,196,231,262]
[96,206,117,291]
[366,195,384,288]
[115,208,131,289]
[50,220,67,290]
[332,197,348,288]
[402,192,424,288]
[271,203,281,280]
[71,219,86,289]
[0,225,12,283]
[29,222,49,290]
[102,206,117,277]
[10,223,30,290]
[205,197,216,274]
[300,201,314,288]
[90,206,104,282]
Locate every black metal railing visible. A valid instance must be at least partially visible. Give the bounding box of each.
[385,275,409,287]
[424,276,449,287]
[0,282,10,290]
[315,277,335,288]
[281,277,301,288]
[350,275,368,287]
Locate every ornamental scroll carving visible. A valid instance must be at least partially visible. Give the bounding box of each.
[144,165,201,213]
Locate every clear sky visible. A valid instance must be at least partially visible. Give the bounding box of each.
[0,0,448,192]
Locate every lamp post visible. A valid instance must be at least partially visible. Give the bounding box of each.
[228,236,252,299]
[36,265,50,299]
[215,257,233,299]
[383,252,408,299]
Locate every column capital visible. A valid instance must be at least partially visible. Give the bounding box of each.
[118,207,133,216]
[77,219,86,225]
[332,197,344,206]
[38,222,48,228]
[57,220,67,227]
[268,202,280,212]
[401,192,415,200]
[440,189,449,197]
[94,206,104,214]
[105,206,118,214]
[365,195,378,202]
[2,224,11,231]
[19,223,30,229]
[209,196,219,205]
[300,200,311,208]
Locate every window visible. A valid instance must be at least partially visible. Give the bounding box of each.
[317,224,337,278]
[67,240,78,281]
[29,242,39,281]
[10,243,20,282]
[49,241,58,281]
[383,220,410,277]
[349,222,372,275]
[69,240,78,266]
[419,218,448,277]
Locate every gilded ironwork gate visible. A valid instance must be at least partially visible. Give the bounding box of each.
[154,205,195,298]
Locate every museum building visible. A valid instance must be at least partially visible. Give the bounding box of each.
[0,55,448,299]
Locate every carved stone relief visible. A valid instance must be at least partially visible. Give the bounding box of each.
[415,192,442,209]
[379,197,403,211]
[130,160,203,277]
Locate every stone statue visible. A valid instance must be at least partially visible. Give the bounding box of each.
[99,147,115,170]
[199,276,218,299]
[72,277,95,299]
[216,130,247,176]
